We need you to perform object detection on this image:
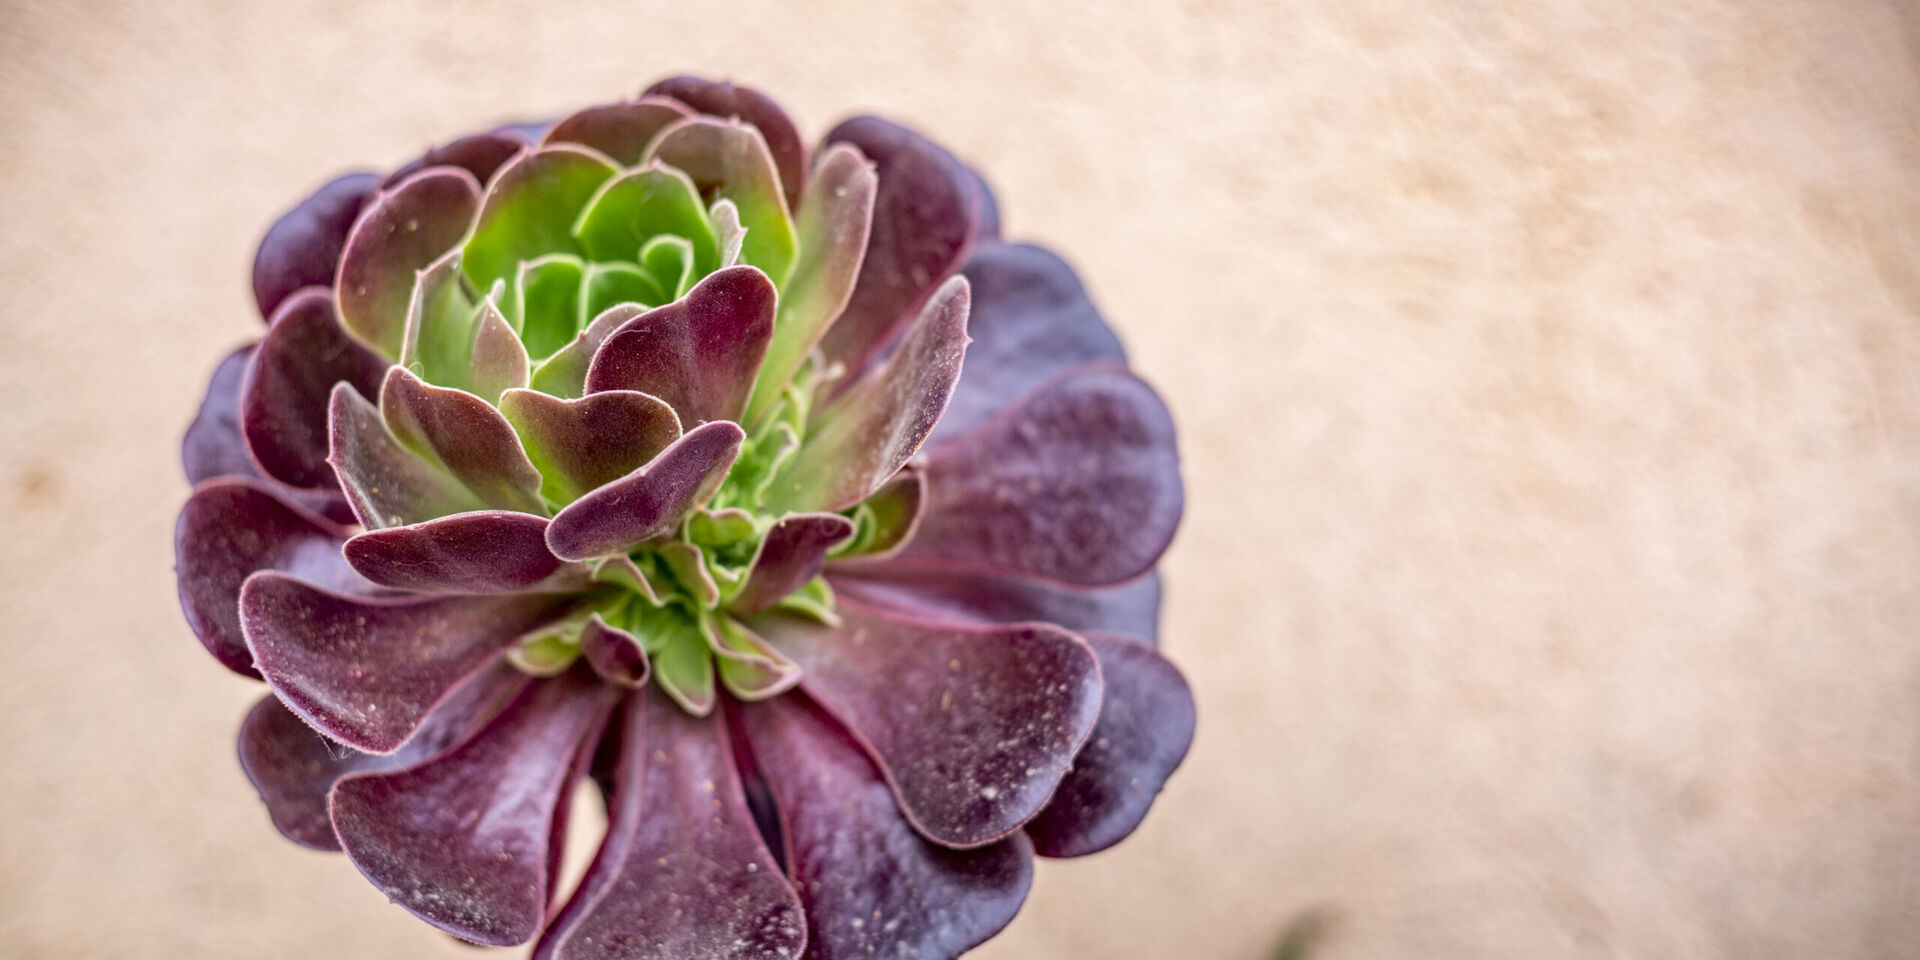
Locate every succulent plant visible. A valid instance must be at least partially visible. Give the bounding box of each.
[176,76,1193,958]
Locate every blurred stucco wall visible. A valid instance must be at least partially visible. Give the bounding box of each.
[4,0,1920,957]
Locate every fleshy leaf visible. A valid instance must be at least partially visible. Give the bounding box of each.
[816,116,978,374]
[768,276,968,513]
[545,421,745,561]
[749,600,1102,847]
[579,615,649,688]
[499,388,682,505]
[743,144,877,425]
[236,662,527,850]
[637,233,695,298]
[580,261,662,328]
[645,117,796,283]
[646,76,808,209]
[1024,633,1195,857]
[176,477,368,677]
[708,615,801,701]
[253,171,379,320]
[572,163,717,273]
[659,540,720,608]
[239,571,572,752]
[532,690,804,960]
[729,513,855,615]
[530,302,647,400]
[463,145,619,299]
[331,668,616,946]
[398,248,478,388]
[834,569,1164,646]
[328,384,487,529]
[542,97,694,166]
[336,167,481,358]
[241,288,390,490]
[740,693,1032,958]
[379,367,547,516]
[343,510,572,594]
[468,297,531,403]
[184,344,357,524]
[384,131,529,189]
[930,241,1128,443]
[584,266,776,426]
[649,608,717,716]
[590,555,665,604]
[829,466,923,562]
[710,198,746,268]
[516,254,586,361]
[890,366,1182,586]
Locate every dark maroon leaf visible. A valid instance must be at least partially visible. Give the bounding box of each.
[585,266,776,425]
[336,167,482,358]
[832,569,1164,646]
[545,420,744,561]
[236,662,528,850]
[534,689,804,960]
[331,669,616,946]
[379,367,547,516]
[578,616,648,688]
[748,599,1101,848]
[182,344,355,523]
[240,288,390,490]
[384,132,530,189]
[176,477,369,678]
[741,693,1032,959]
[730,513,855,615]
[892,366,1182,586]
[542,97,693,166]
[645,76,808,209]
[816,116,978,375]
[328,384,488,529]
[344,511,576,594]
[240,572,571,753]
[1023,633,1194,858]
[252,171,381,320]
[499,388,682,504]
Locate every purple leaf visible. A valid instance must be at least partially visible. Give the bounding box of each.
[533,690,804,960]
[749,599,1102,848]
[182,344,355,523]
[236,662,528,850]
[833,569,1164,646]
[967,164,1001,240]
[816,116,979,375]
[542,96,694,166]
[331,669,617,946]
[644,117,796,281]
[740,693,1033,958]
[343,511,576,594]
[239,571,572,753]
[585,266,776,425]
[240,288,390,490]
[730,513,856,615]
[769,276,968,513]
[646,76,808,209]
[379,367,547,516]
[930,242,1127,444]
[1024,632,1195,858]
[252,171,380,321]
[335,167,481,358]
[176,477,369,678]
[893,366,1182,586]
[327,384,488,529]
[467,300,531,403]
[578,616,648,688]
[545,421,744,561]
[384,132,530,190]
[499,388,683,504]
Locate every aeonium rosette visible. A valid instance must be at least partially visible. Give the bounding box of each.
[175,76,1193,959]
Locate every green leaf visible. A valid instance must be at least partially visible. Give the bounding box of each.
[462,145,618,303]
[572,163,717,275]
[645,605,715,716]
[772,575,839,626]
[399,250,479,391]
[516,254,585,361]
[645,117,797,285]
[581,261,663,324]
[638,233,696,300]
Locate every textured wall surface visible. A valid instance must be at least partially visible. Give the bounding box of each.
[4,1,1920,958]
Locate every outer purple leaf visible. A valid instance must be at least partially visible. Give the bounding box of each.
[729,513,856,615]
[833,569,1164,646]
[579,615,649,688]
[1023,632,1195,858]
[176,477,369,678]
[749,599,1102,848]
[335,167,482,358]
[328,384,487,529]
[240,288,390,490]
[584,266,776,425]
[542,97,693,166]
[646,76,808,209]
[252,171,380,320]
[384,131,530,189]
[816,116,979,375]
[534,690,804,960]
[741,693,1033,959]
[892,366,1181,587]
[379,367,547,516]
[545,420,745,561]
[239,571,571,753]
[930,242,1127,444]
[343,511,573,594]
[331,669,617,946]
[236,662,528,850]
[769,276,968,513]
[499,388,682,504]
[182,344,355,524]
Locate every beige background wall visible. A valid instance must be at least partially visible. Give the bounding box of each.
[5,1,1920,957]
